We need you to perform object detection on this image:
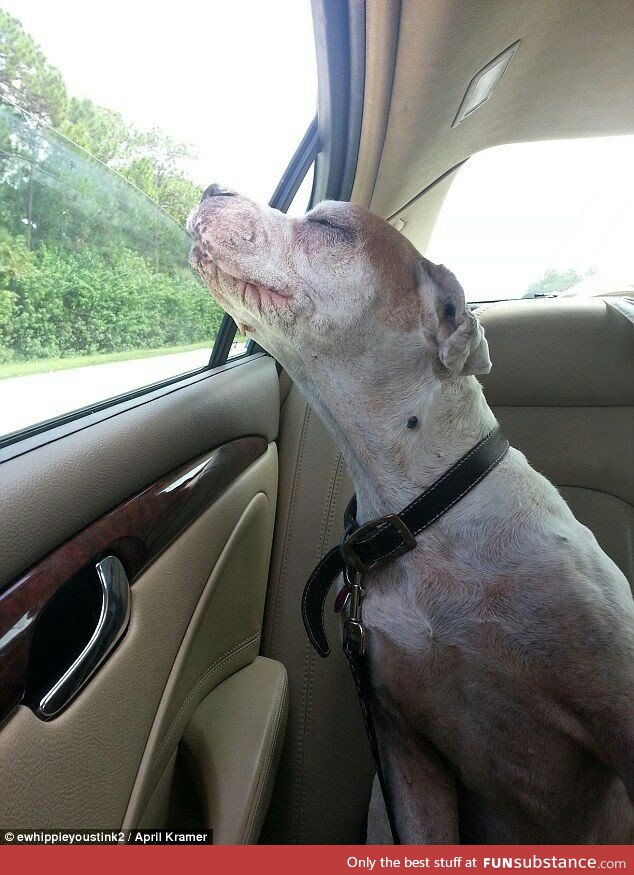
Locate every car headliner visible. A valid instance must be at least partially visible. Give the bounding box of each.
[351,0,634,223]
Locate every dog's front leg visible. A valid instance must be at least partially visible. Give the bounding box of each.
[376,712,459,844]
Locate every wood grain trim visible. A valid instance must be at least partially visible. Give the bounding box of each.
[0,435,267,723]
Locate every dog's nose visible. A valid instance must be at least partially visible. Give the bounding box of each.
[201,183,237,202]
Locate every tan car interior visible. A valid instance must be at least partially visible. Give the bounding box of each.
[0,0,632,844]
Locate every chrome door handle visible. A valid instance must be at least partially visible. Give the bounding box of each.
[37,556,131,720]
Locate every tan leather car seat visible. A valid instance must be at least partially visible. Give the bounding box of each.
[478,297,633,588]
[259,379,374,843]
[260,295,633,844]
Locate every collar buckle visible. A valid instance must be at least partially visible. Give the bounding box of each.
[340,513,416,573]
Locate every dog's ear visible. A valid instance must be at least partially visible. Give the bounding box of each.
[418,258,492,376]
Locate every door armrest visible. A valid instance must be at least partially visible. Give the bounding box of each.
[182,656,288,844]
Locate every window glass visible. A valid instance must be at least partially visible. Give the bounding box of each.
[227,328,249,361]
[426,136,634,302]
[0,100,219,437]
[0,2,316,439]
[287,163,315,216]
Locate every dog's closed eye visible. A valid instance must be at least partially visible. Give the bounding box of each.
[306,215,355,245]
[308,217,342,230]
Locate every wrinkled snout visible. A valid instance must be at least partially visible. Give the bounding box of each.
[187,184,297,331]
[188,183,263,273]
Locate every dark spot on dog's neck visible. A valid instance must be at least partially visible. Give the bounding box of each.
[407,416,419,429]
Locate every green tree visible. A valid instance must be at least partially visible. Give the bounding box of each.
[0,10,67,126]
[1,10,201,224]
[119,129,201,224]
[0,13,217,367]
[59,98,130,165]
[0,229,31,351]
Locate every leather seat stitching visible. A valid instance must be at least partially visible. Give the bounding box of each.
[242,671,288,843]
[297,451,345,841]
[269,400,313,839]
[270,403,312,657]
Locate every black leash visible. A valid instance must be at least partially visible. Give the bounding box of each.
[301,427,510,844]
[343,602,402,844]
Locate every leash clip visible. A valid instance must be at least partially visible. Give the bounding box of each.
[344,619,366,656]
[343,567,366,655]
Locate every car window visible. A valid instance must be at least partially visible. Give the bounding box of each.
[0,100,221,438]
[0,2,316,440]
[425,136,634,302]
[287,163,315,217]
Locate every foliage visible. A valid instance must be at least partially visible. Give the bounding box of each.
[0,10,201,223]
[0,12,221,368]
[0,235,220,363]
[59,98,130,165]
[0,10,66,126]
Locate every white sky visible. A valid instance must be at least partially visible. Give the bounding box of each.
[427,136,634,300]
[2,0,317,204]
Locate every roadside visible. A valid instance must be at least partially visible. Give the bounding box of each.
[0,341,214,381]
[0,346,215,436]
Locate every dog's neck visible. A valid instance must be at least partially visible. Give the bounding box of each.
[282,340,497,524]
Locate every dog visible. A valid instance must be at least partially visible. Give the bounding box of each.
[188,184,634,844]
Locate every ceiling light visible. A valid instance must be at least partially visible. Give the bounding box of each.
[452,41,520,127]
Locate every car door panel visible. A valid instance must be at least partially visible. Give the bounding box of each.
[0,355,278,589]
[0,434,268,722]
[0,354,281,833]
[178,656,288,844]
[123,485,278,827]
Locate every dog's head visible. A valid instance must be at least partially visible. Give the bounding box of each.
[188,185,491,378]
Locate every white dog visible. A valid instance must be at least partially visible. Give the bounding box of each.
[188,185,633,843]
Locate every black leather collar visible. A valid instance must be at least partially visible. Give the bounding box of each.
[301,426,510,657]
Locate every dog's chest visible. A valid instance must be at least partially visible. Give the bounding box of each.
[362,565,479,659]
[361,565,532,721]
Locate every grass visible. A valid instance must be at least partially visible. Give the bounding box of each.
[0,340,214,380]
[0,332,249,380]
